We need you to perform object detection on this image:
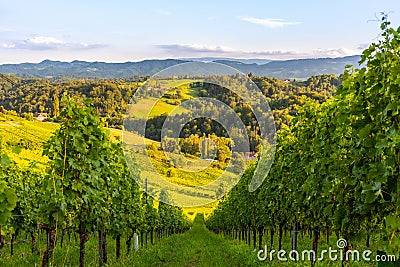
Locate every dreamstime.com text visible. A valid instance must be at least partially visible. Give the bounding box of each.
[257,239,397,263]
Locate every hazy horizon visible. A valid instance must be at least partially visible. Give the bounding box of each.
[0,54,362,65]
[1,0,399,64]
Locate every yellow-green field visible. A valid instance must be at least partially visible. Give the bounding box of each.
[131,97,189,118]
[0,114,58,167]
[131,79,201,118]
[149,78,198,89]
[0,111,219,216]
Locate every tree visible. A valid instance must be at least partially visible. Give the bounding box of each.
[158,190,189,237]
[334,17,400,256]
[40,96,112,267]
[162,136,179,153]
[179,134,200,155]
[103,141,142,263]
[0,137,18,256]
[52,93,60,118]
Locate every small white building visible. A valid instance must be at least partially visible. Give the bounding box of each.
[34,113,48,122]
[244,152,258,161]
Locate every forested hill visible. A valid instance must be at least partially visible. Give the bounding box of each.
[0,73,339,130]
[0,56,360,79]
[0,59,186,79]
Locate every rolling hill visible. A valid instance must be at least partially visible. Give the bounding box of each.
[0,56,361,79]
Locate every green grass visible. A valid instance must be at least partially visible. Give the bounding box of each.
[0,214,384,267]
[131,97,189,118]
[133,98,174,118]
[183,203,218,220]
[0,214,258,266]
[119,214,262,266]
[130,80,201,119]
[160,79,200,89]
[216,229,380,267]
[110,127,159,146]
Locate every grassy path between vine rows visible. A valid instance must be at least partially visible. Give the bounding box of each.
[126,214,262,267]
[1,214,376,266]
[125,215,377,267]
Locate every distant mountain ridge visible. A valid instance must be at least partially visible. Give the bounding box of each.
[180,57,273,65]
[0,56,361,79]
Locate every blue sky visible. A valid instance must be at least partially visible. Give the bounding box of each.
[0,0,399,63]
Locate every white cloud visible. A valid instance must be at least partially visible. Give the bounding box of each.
[156,9,171,16]
[158,44,236,55]
[311,48,361,58]
[29,36,64,45]
[157,43,362,60]
[2,36,106,51]
[357,43,371,50]
[2,43,15,48]
[239,17,301,28]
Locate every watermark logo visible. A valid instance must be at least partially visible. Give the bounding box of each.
[122,62,276,207]
[336,238,347,249]
[257,239,397,263]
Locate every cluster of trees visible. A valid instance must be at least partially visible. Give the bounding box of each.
[177,134,233,169]
[201,73,339,130]
[125,73,338,155]
[154,134,235,171]
[0,78,141,126]
[0,96,190,266]
[206,20,400,264]
[177,134,232,160]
